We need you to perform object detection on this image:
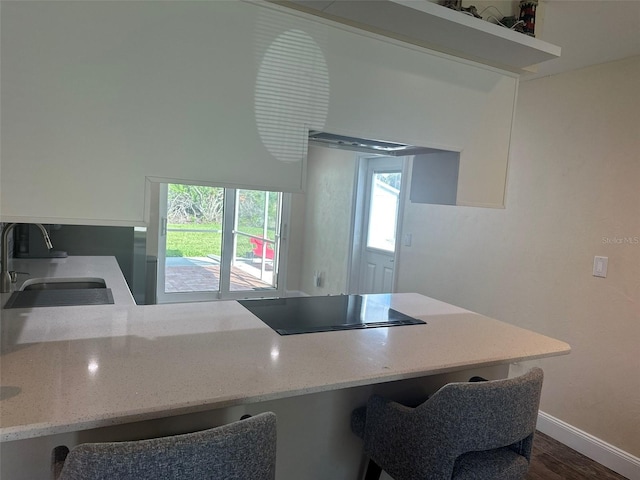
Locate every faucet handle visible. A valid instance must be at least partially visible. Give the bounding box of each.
[9,271,29,283]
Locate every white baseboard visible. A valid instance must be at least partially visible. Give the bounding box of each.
[537,411,640,480]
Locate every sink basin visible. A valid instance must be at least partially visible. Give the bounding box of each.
[4,277,113,309]
[20,277,107,291]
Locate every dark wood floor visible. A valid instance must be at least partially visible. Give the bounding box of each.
[527,432,628,480]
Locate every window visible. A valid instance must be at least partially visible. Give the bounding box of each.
[156,183,290,302]
[366,171,401,253]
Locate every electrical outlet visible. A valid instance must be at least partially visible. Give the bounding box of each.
[593,256,608,278]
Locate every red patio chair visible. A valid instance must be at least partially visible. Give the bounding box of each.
[250,237,275,260]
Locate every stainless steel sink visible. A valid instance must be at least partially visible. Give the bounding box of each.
[3,277,113,309]
[20,277,107,291]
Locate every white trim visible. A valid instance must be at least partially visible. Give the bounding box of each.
[347,155,368,294]
[155,184,291,303]
[244,0,523,78]
[537,411,640,480]
[285,290,308,297]
[349,156,405,294]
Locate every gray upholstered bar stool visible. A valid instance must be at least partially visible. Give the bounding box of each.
[351,368,543,480]
[51,412,277,480]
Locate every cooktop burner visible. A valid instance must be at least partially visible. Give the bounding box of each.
[238,294,425,335]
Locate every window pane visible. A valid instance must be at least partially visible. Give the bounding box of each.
[233,189,281,291]
[366,172,401,252]
[164,184,224,293]
[236,190,280,242]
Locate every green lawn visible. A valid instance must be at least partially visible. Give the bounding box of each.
[166,223,274,258]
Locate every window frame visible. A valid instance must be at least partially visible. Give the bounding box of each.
[156,183,291,304]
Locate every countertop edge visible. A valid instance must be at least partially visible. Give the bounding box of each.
[0,345,571,442]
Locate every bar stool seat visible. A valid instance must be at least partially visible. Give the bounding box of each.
[351,368,543,480]
[51,412,277,480]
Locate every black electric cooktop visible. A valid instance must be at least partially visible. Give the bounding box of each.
[238,294,425,335]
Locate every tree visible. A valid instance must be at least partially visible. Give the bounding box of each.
[237,190,280,239]
[167,184,224,224]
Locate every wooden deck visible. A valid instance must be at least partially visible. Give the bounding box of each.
[164,257,273,293]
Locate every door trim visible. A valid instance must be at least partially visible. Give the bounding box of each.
[347,155,409,294]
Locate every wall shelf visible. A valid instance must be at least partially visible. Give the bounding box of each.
[276,0,561,72]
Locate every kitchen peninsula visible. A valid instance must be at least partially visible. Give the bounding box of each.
[0,261,570,479]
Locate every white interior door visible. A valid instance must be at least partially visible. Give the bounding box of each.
[358,157,404,294]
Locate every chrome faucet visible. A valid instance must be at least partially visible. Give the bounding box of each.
[1,223,53,293]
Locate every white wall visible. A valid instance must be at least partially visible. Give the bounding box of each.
[285,192,305,294]
[298,146,358,295]
[397,56,640,456]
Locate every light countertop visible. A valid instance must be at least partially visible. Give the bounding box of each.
[0,256,135,307]
[0,292,570,442]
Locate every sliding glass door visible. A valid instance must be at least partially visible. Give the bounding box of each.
[156,183,289,303]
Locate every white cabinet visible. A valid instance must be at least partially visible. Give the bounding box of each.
[1,1,308,226]
[282,0,560,72]
[1,1,520,226]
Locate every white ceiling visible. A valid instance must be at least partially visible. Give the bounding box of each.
[522,0,640,80]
